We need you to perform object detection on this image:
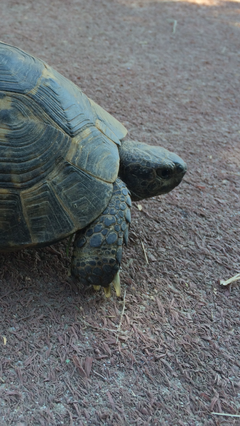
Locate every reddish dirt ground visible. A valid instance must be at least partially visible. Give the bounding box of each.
[0,0,240,425]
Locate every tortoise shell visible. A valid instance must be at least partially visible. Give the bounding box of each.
[0,42,127,250]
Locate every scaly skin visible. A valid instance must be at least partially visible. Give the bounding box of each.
[71,141,187,294]
[71,178,131,288]
[119,140,187,200]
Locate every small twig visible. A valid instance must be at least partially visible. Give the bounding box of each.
[116,289,127,343]
[220,273,240,286]
[0,290,15,300]
[78,316,119,333]
[211,412,240,418]
[93,371,107,381]
[141,240,149,264]
[173,20,177,34]
[45,246,62,256]
[78,316,128,335]
[225,171,240,176]
[12,29,35,42]
[66,234,74,257]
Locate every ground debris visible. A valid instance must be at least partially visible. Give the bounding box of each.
[0,0,239,425]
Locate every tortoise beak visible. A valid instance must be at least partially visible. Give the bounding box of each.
[176,160,187,187]
[176,161,187,175]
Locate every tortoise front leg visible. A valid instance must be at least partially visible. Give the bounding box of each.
[71,178,131,297]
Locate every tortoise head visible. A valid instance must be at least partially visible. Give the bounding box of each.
[119,140,187,201]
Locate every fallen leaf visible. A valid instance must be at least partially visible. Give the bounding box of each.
[72,356,86,377]
[85,356,93,378]
[107,391,115,408]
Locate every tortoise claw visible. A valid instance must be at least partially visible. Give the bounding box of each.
[93,285,101,291]
[112,271,121,297]
[103,286,111,298]
[94,273,121,298]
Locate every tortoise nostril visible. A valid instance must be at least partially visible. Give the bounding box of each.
[176,163,187,174]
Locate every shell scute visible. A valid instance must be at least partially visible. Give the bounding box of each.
[0,190,31,250]
[0,42,127,250]
[0,42,44,93]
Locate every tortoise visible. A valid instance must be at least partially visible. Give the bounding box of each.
[0,41,186,296]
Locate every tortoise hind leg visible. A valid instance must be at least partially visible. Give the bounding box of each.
[71,178,131,296]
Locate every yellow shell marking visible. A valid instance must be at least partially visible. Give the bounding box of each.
[0,95,12,110]
[89,98,128,142]
[28,64,56,96]
[0,188,11,195]
[0,96,12,141]
[66,129,92,164]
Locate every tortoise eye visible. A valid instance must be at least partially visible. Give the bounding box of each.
[156,167,173,179]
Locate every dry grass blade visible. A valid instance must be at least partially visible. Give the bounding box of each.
[211,413,240,418]
[220,273,240,286]
[78,316,128,335]
[141,240,149,264]
[116,289,127,342]
[173,20,177,33]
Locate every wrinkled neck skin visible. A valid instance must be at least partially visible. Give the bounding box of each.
[118,139,187,201]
